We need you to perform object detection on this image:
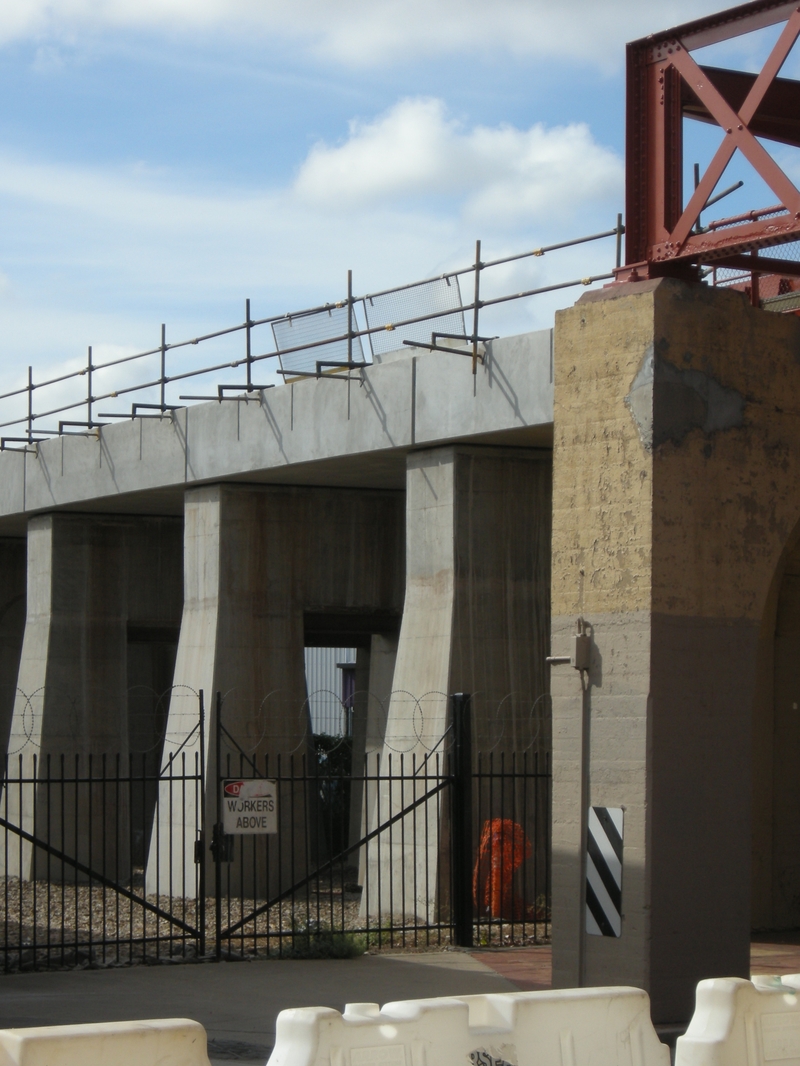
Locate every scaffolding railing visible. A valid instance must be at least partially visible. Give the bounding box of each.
[0,219,628,450]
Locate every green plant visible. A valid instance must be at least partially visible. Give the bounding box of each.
[281,920,366,960]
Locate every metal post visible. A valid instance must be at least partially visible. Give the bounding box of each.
[160,323,166,411]
[215,690,222,961]
[347,270,353,368]
[87,346,93,429]
[198,689,206,958]
[615,214,623,269]
[451,692,473,947]
[751,248,761,307]
[27,366,33,444]
[472,241,481,376]
[245,298,252,391]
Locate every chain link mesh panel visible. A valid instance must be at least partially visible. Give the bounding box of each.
[711,239,800,310]
[363,276,466,357]
[272,307,364,376]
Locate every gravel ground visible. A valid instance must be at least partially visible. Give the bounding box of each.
[0,877,547,971]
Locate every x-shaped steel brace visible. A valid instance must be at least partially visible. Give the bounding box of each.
[662,6,800,254]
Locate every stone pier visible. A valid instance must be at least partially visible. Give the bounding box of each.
[550,278,800,1023]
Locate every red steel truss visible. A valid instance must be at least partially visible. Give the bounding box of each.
[622,0,800,282]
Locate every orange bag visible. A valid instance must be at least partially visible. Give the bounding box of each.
[472,818,532,920]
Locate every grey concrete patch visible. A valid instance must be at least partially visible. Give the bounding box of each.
[625,343,745,452]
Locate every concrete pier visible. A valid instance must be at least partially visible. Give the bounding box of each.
[364,446,552,921]
[146,482,404,897]
[3,513,182,880]
[0,538,26,758]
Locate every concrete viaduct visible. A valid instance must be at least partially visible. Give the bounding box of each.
[1,279,800,1023]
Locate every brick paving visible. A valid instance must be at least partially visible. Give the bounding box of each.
[751,934,800,976]
[472,936,800,991]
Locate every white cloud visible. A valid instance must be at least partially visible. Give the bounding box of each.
[0,0,728,68]
[295,98,622,227]
[0,97,622,429]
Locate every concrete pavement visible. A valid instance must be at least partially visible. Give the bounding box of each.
[2,939,797,1063]
[0,951,520,1063]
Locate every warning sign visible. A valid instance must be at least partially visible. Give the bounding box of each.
[222,779,278,835]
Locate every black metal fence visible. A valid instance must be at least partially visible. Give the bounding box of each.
[0,692,550,971]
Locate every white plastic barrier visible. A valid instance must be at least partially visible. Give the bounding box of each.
[676,975,800,1066]
[0,1018,211,1066]
[267,987,670,1066]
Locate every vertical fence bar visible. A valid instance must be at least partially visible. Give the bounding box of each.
[615,214,623,269]
[245,300,253,391]
[16,755,22,969]
[60,754,65,966]
[198,690,206,958]
[3,755,8,972]
[101,754,107,963]
[215,691,222,961]
[31,754,38,967]
[545,750,551,939]
[160,324,166,411]
[27,367,33,444]
[474,751,482,945]
[413,750,420,950]
[751,248,761,307]
[451,692,473,947]
[347,270,353,368]
[87,346,93,428]
[45,754,52,967]
[471,241,481,376]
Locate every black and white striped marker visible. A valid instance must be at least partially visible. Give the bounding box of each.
[586,806,623,937]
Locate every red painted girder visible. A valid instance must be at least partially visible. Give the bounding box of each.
[683,66,800,147]
[656,13,800,256]
[712,253,800,276]
[635,0,800,54]
[651,213,800,262]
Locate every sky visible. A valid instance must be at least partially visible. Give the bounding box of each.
[0,0,796,429]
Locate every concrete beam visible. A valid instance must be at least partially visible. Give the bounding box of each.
[0,332,553,534]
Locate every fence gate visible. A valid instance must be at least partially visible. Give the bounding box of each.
[212,691,550,958]
[0,690,550,970]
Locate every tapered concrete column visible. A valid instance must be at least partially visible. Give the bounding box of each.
[147,483,404,898]
[0,538,27,758]
[365,446,551,920]
[3,514,182,880]
[550,278,800,1023]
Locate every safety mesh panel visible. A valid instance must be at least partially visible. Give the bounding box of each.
[272,306,364,376]
[363,275,465,357]
[710,239,800,308]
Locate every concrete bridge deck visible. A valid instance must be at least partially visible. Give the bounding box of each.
[0,331,553,534]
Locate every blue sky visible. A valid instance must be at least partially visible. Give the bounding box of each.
[0,0,794,425]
